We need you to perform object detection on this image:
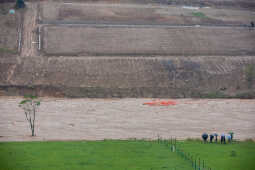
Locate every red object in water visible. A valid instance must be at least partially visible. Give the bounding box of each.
[143,100,177,106]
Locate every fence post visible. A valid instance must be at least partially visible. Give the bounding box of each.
[191,156,193,167]
[199,158,200,170]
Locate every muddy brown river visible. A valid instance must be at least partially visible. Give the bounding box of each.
[0,97,254,141]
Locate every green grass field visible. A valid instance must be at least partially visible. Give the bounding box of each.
[0,140,191,170]
[0,140,254,170]
[177,140,255,170]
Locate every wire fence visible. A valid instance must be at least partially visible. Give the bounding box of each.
[156,138,213,170]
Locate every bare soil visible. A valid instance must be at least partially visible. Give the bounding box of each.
[28,0,255,10]
[40,3,255,26]
[0,97,254,142]
[1,1,255,98]
[20,2,38,57]
[0,3,20,56]
[43,26,255,56]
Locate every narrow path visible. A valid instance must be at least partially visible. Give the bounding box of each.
[40,22,251,29]
[20,3,38,57]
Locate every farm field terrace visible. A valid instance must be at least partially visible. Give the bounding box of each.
[0,3,21,56]
[42,26,255,56]
[40,2,255,26]
[0,140,255,170]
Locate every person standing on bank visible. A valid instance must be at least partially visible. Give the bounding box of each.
[250,21,254,30]
[209,134,214,143]
[202,133,209,143]
[214,133,218,143]
[221,133,226,144]
[227,135,231,143]
[251,21,254,28]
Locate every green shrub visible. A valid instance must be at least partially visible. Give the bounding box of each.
[15,0,26,9]
[192,12,207,18]
[196,91,229,99]
[0,48,17,54]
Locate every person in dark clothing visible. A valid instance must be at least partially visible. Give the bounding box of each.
[250,21,254,31]
[202,133,208,143]
[209,134,214,143]
[214,133,218,143]
[221,133,226,144]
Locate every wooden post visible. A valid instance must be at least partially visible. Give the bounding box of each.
[199,158,200,170]
[191,156,193,167]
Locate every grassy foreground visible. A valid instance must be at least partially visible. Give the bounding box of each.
[0,140,191,170]
[0,140,254,170]
[177,140,255,170]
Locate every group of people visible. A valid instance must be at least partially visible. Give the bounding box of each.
[201,132,234,144]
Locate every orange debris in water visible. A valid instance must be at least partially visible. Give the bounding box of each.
[143,100,177,106]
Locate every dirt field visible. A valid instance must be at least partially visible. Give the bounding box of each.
[1,1,255,98]
[0,97,254,142]
[43,26,255,56]
[40,3,255,25]
[0,3,21,56]
[35,0,255,10]
[40,2,255,57]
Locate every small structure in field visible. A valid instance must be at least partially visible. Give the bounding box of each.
[9,9,15,14]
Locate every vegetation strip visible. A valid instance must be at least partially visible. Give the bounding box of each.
[0,140,192,170]
[0,139,254,170]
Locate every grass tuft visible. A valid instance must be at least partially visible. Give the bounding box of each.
[192,12,207,18]
[0,47,17,54]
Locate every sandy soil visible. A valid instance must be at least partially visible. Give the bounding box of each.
[0,97,254,142]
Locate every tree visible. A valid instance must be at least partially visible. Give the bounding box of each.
[15,0,26,9]
[19,95,40,136]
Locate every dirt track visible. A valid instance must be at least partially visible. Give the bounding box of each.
[20,2,38,57]
[0,97,254,142]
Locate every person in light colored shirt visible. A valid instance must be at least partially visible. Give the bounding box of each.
[227,135,232,143]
